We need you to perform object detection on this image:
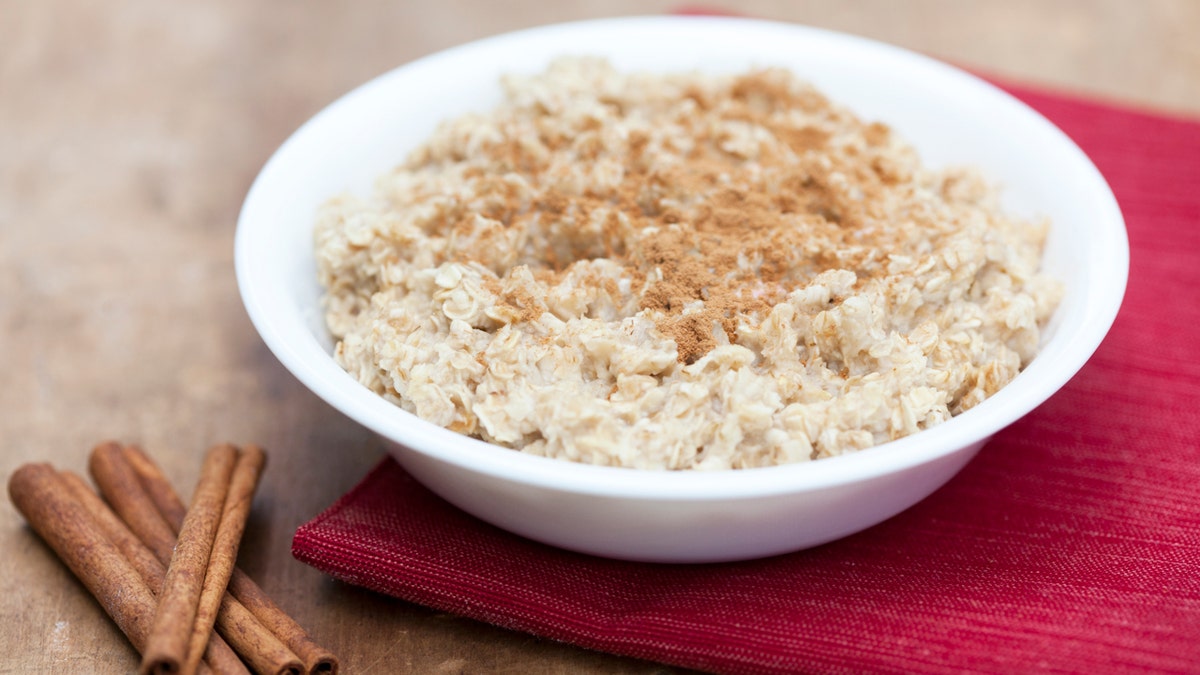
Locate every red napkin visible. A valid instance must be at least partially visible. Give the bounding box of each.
[292,57,1200,675]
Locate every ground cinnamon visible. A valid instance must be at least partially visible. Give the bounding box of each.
[436,69,893,364]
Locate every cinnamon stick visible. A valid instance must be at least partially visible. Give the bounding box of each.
[213,589,304,675]
[9,464,160,654]
[181,446,266,675]
[59,471,250,675]
[90,442,305,675]
[90,442,181,559]
[142,444,239,675]
[124,444,339,675]
[7,464,213,674]
[224,574,337,675]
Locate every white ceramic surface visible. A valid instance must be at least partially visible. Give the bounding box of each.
[235,17,1128,562]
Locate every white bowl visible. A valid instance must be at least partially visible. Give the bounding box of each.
[236,17,1127,563]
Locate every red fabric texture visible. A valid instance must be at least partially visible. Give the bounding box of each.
[292,75,1200,673]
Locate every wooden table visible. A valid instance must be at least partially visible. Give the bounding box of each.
[2,1,1196,672]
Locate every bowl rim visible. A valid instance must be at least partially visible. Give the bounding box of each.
[235,15,1129,501]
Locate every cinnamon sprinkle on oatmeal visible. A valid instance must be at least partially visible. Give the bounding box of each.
[315,57,1061,470]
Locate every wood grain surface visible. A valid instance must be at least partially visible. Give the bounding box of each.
[2,1,1197,673]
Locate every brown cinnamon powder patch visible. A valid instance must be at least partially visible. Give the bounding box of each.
[481,276,545,324]
[433,67,897,362]
[504,287,544,322]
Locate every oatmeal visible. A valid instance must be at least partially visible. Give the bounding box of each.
[315,58,1061,470]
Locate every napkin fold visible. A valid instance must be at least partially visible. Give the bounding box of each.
[292,56,1200,675]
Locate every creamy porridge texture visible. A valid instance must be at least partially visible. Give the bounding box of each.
[315,58,1061,470]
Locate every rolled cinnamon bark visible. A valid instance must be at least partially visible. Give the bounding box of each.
[90,442,179,557]
[59,471,249,675]
[90,442,305,675]
[181,446,266,675]
[225,573,337,675]
[8,464,215,674]
[124,444,339,675]
[142,443,239,675]
[213,590,304,675]
[9,464,159,654]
